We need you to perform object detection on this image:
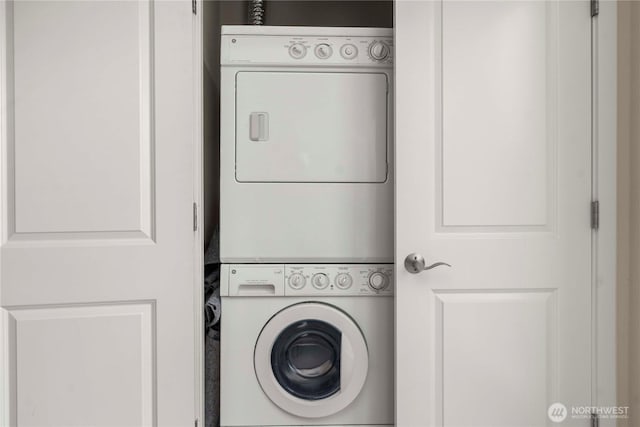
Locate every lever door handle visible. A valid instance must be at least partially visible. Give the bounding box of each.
[404,253,451,274]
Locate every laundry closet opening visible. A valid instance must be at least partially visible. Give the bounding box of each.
[203,2,393,426]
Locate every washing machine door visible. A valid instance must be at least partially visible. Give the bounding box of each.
[254,302,369,418]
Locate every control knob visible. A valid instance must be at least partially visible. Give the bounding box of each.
[312,273,330,289]
[368,41,390,61]
[335,273,353,289]
[288,273,306,289]
[368,271,389,291]
[289,43,307,59]
[315,43,333,59]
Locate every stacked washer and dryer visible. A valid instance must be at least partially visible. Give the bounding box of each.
[219,26,394,427]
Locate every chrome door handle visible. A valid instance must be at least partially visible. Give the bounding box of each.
[404,253,451,274]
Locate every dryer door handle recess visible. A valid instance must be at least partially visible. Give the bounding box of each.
[249,112,269,141]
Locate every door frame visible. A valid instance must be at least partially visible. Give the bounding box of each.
[593,1,617,424]
[193,0,204,426]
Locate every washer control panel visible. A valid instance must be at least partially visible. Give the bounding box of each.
[222,264,393,297]
[285,264,393,296]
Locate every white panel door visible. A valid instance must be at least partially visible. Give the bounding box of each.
[395,1,592,426]
[0,1,197,426]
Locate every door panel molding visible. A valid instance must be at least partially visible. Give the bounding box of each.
[2,0,156,241]
[434,290,557,426]
[437,0,559,232]
[5,302,155,426]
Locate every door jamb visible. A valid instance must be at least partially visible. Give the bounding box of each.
[193,0,204,425]
[593,1,617,424]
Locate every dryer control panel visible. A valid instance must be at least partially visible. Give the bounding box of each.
[221,26,393,67]
[221,264,393,297]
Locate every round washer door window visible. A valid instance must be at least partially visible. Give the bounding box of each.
[254,302,369,418]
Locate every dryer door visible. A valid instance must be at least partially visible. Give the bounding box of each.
[254,302,369,418]
[235,71,389,183]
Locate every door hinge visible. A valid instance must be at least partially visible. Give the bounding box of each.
[591,412,599,427]
[591,0,599,17]
[591,200,599,230]
[192,0,197,15]
[193,202,198,231]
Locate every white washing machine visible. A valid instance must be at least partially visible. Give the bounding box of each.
[219,26,394,263]
[219,264,394,427]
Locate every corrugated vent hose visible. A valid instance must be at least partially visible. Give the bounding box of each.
[248,0,265,25]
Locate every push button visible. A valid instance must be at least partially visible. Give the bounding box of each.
[340,43,358,60]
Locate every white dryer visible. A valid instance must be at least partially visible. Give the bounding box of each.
[219,264,394,426]
[219,26,394,263]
